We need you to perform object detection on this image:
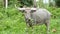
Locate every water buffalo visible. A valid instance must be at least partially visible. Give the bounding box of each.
[15,5,51,34]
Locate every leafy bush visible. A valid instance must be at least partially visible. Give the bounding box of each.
[18,0,33,7]
[0,6,60,34]
[47,7,60,19]
[0,7,25,31]
[55,0,60,7]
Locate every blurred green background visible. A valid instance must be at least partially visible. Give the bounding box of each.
[0,0,60,34]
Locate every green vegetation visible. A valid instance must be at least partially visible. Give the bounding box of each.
[55,0,60,7]
[0,0,60,34]
[0,7,60,34]
[8,0,33,7]
[47,7,60,19]
[18,0,33,7]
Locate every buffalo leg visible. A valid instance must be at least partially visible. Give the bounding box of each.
[45,20,50,34]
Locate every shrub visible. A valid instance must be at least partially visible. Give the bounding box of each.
[47,7,60,19]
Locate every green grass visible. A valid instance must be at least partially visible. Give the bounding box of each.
[0,8,60,34]
[0,18,60,34]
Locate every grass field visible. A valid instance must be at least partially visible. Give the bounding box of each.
[0,8,60,34]
[0,17,60,34]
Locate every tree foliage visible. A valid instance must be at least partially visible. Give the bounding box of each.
[18,0,33,7]
[8,0,17,6]
[8,0,33,7]
[55,0,60,7]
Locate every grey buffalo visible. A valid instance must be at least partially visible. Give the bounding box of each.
[15,6,51,34]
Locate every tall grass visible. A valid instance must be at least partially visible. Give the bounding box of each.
[0,7,60,34]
